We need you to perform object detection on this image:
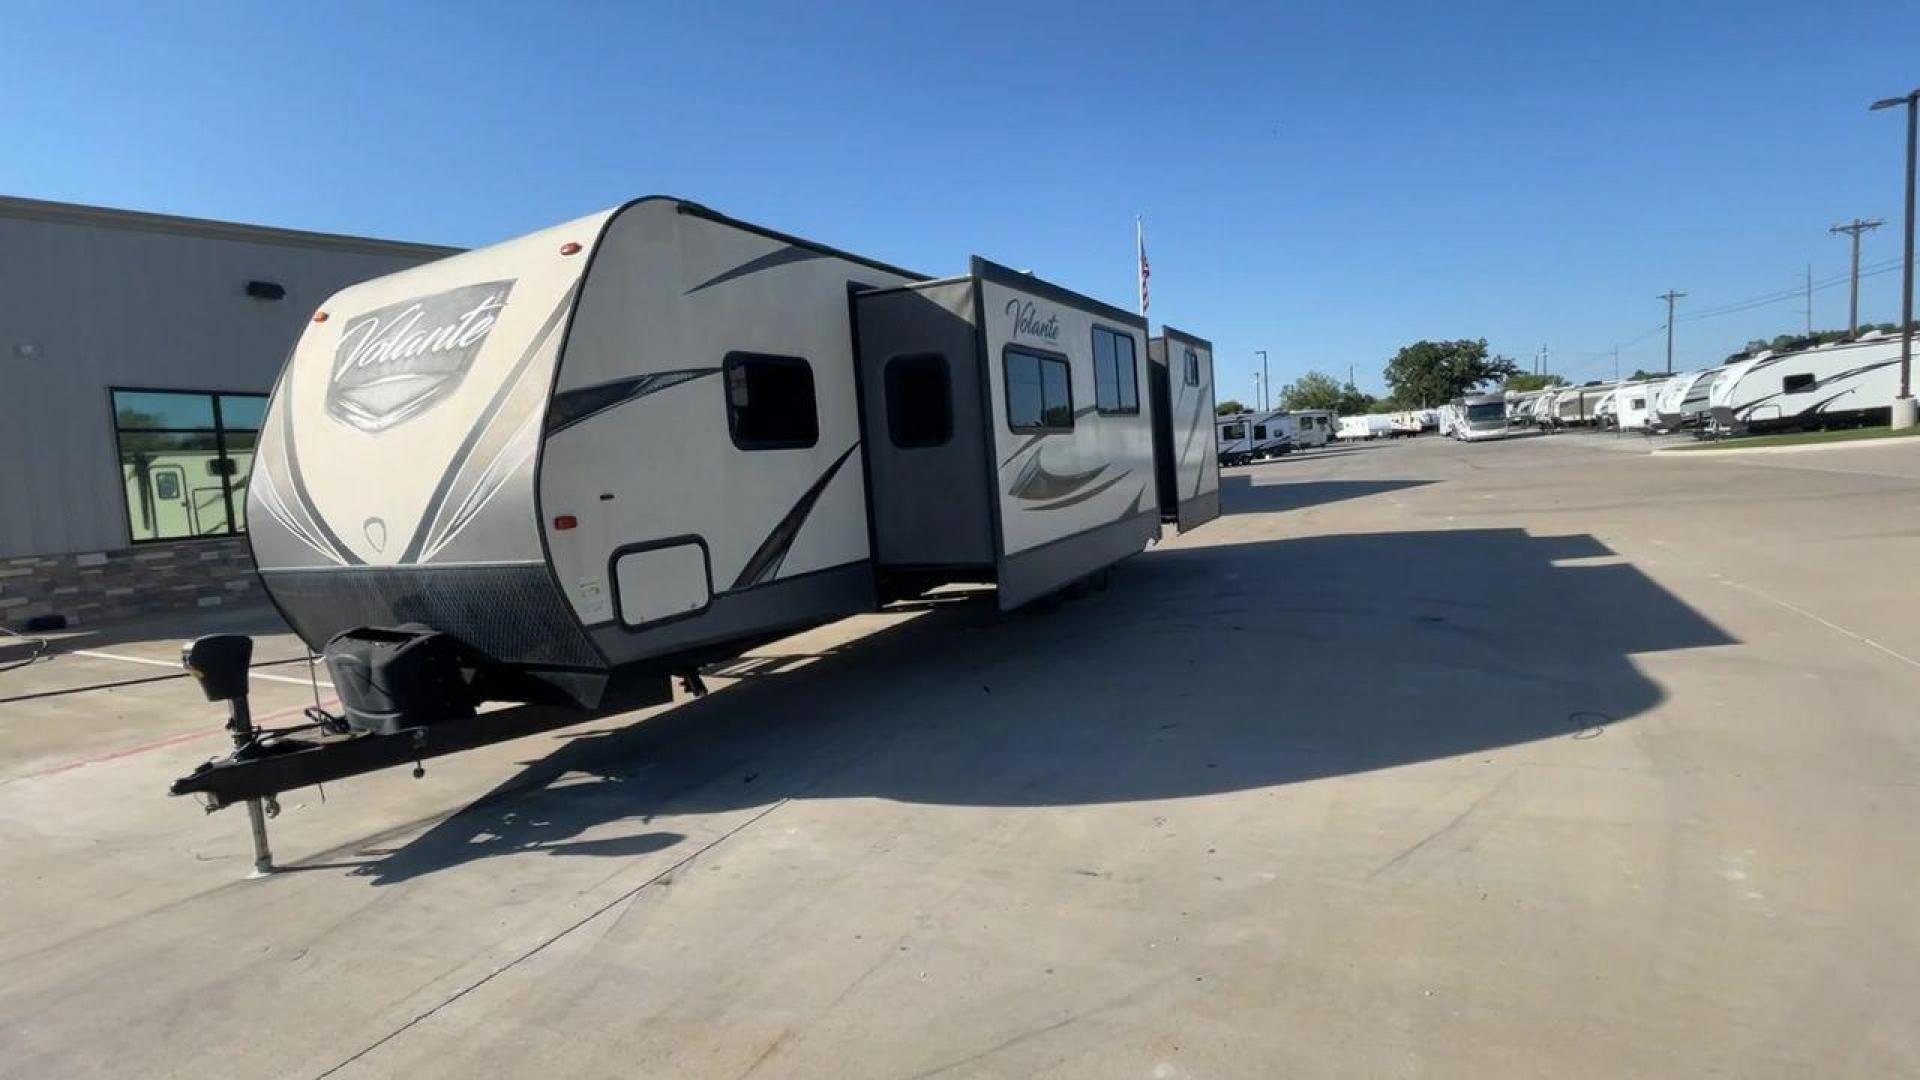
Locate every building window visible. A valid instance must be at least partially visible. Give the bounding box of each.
[724,353,818,449]
[1004,346,1073,431]
[1091,325,1139,413]
[1183,349,1200,387]
[884,353,952,448]
[1782,373,1815,394]
[112,388,266,543]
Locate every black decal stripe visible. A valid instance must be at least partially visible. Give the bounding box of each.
[399,282,579,565]
[545,368,720,434]
[277,363,361,566]
[1739,357,1899,417]
[685,245,827,296]
[731,444,860,590]
[1020,468,1133,513]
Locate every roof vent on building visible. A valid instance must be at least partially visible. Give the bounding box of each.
[245,280,286,300]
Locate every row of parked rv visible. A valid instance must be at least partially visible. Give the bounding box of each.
[1501,330,1912,438]
[1214,407,1446,464]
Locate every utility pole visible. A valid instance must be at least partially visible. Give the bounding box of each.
[1657,290,1686,374]
[1805,263,1813,336]
[1613,345,1620,382]
[1831,217,1884,338]
[1255,350,1269,410]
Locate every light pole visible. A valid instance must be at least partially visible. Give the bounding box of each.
[1255,350,1269,410]
[1872,89,1919,428]
[1252,371,1263,413]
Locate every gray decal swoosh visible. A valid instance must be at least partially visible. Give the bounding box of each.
[998,405,1101,469]
[685,245,827,296]
[731,443,860,590]
[277,363,360,566]
[1020,468,1133,512]
[399,282,578,565]
[545,368,720,434]
[1009,455,1107,501]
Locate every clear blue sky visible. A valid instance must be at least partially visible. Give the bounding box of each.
[6,1,1919,399]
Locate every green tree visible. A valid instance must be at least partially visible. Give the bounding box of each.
[1334,383,1377,415]
[1278,371,1345,411]
[1383,339,1520,406]
[1215,399,1246,416]
[1502,372,1567,392]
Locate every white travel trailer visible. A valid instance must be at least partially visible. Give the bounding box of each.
[1708,334,1908,435]
[1335,414,1393,441]
[1216,413,1255,466]
[1286,409,1336,448]
[243,197,1203,722]
[1247,409,1293,459]
[1611,380,1664,432]
[1147,329,1221,533]
[1653,368,1719,431]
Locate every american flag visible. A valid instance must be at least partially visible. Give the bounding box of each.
[1136,217,1150,317]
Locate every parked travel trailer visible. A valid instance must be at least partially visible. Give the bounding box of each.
[1505,390,1550,427]
[1336,414,1393,441]
[176,197,1226,827]
[1147,329,1221,533]
[1451,392,1510,441]
[1247,409,1294,459]
[1216,413,1255,466]
[1653,368,1719,431]
[1708,334,1908,435]
[1612,380,1662,432]
[1286,409,1336,448]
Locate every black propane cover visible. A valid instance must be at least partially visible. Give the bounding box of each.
[323,625,478,736]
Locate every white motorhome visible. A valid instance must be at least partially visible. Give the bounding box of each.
[1450,393,1509,441]
[247,197,1215,718]
[1707,334,1908,435]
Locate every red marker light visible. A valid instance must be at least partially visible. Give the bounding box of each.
[553,515,578,531]
[313,311,329,323]
[560,242,582,256]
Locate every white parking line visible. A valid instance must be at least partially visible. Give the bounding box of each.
[67,648,333,689]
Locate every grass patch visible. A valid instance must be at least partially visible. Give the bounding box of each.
[1670,425,1920,451]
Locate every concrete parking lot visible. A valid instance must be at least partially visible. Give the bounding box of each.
[2,433,1916,1078]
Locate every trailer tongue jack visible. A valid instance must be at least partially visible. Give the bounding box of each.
[169,633,606,880]
[179,634,277,878]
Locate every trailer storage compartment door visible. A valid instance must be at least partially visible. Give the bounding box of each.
[1147,330,1220,533]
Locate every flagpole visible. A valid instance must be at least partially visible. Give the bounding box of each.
[1136,216,1148,318]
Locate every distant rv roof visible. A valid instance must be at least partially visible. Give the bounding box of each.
[0,194,465,260]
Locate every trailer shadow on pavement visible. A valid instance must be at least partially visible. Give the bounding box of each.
[346,516,1736,886]
[1218,474,1433,514]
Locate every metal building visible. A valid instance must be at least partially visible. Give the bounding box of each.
[0,196,459,627]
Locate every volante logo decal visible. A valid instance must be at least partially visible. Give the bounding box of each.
[1005,299,1061,343]
[327,280,515,432]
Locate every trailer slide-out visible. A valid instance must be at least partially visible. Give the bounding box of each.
[170,197,1221,855]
